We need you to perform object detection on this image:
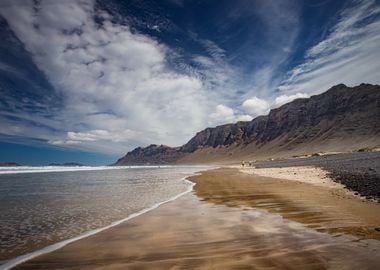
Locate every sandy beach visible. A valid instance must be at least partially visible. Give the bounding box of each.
[2,1,380,268]
[10,168,380,269]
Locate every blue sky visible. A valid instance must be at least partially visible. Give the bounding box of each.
[0,0,379,165]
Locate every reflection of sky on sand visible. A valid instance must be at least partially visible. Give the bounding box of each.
[188,170,380,269]
[187,193,380,269]
[194,169,380,239]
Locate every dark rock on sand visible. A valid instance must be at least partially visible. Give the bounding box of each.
[0,162,20,167]
[48,162,84,166]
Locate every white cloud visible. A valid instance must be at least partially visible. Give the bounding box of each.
[49,129,143,145]
[272,93,309,108]
[242,97,270,117]
[278,0,380,95]
[49,139,81,145]
[209,104,251,125]
[209,104,236,125]
[68,130,109,142]
[0,0,213,154]
[241,92,309,117]
[236,114,253,122]
[211,93,309,126]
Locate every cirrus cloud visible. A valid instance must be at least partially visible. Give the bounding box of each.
[278,0,380,95]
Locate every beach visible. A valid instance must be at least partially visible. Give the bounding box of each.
[12,168,380,269]
[2,1,380,269]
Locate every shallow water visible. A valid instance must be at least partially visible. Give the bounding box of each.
[0,166,207,263]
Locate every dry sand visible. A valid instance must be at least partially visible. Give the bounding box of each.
[239,165,363,200]
[240,166,341,189]
[13,168,380,269]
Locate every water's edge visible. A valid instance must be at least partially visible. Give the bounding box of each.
[0,175,198,270]
[0,166,173,175]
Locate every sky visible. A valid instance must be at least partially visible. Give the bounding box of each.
[0,0,379,165]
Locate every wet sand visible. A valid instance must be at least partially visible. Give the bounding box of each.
[13,168,380,269]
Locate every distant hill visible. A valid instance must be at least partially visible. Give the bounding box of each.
[48,162,84,167]
[0,162,20,167]
[115,83,380,165]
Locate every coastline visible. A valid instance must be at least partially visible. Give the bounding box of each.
[11,168,380,269]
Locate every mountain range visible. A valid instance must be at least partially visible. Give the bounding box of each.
[115,83,380,165]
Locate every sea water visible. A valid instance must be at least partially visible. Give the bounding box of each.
[0,165,208,266]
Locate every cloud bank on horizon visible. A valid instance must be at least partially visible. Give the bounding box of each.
[0,0,379,156]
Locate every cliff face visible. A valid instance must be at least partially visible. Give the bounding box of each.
[115,84,380,165]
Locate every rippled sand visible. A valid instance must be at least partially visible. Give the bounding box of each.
[14,168,380,269]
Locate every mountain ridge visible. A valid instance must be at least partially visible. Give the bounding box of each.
[115,83,380,165]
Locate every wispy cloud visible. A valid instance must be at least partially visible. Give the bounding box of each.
[239,0,380,118]
[278,0,380,94]
[190,38,233,93]
[238,0,300,99]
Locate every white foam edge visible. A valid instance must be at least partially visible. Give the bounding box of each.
[0,176,199,270]
[0,165,184,175]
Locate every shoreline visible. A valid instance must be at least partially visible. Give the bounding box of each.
[0,165,208,175]
[1,177,197,270]
[11,168,380,269]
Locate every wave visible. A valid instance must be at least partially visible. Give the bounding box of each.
[0,165,184,175]
[0,175,199,270]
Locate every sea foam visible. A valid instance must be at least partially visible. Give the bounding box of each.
[0,165,173,174]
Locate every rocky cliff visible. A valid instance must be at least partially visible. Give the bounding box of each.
[115,83,380,165]
[114,144,185,165]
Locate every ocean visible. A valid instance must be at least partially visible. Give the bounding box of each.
[0,165,209,267]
